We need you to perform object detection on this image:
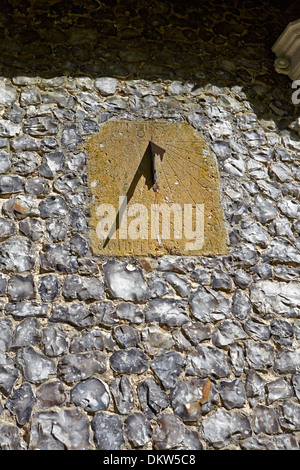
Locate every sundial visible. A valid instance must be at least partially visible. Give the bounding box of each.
[87,120,227,257]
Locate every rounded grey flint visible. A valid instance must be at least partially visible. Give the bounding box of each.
[110,348,149,374]
[70,377,110,412]
[103,260,149,301]
[92,412,125,450]
[95,77,117,95]
[0,237,35,273]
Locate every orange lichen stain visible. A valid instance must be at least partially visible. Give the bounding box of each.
[201,379,212,404]
[87,120,228,257]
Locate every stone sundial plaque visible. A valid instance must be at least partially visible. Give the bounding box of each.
[87,120,228,256]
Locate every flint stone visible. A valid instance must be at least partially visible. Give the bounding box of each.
[40,244,78,274]
[250,281,300,318]
[0,237,35,273]
[233,243,259,266]
[153,413,203,450]
[244,317,271,341]
[263,238,300,264]
[7,274,35,301]
[125,413,152,447]
[274,348,300,374]
[39,196,69,218]
[273,265,300,281]
[0,119,21,137]
[0,150,11,173]
[218,379,246,410]
[91,300,119,327]
[110,348,148,374]
[92,412,125,450]
[232,289,252,320]
[36,381,66,409]
[67,237,85,259]
[25,177,51,195]
[148,278,169,298]
[137,378,170,419]
[246,341,274,371]
[95,77,117,95]
[117,304,143,326]
[42,326,69,357]
[278,198,300,219]
[212,320,248,347]
[45,218,68,242]
[103,260,149,301]
[20,86,41,106]
[0,218,16,241]
[70,328,105,353]
[142,325,175,356]
[0,85,18,106]
[65,151,86,172]
[229,344,245,377]
[12,151,38,175]
[70,208,87,232]
[251,405,280,434]
[50,303,94,328]
[233,269,252,288]
[0,175,24,194]
[186,345,231,379]
[170,381,203,422]
[39,152,64,178]
[270,320,294,346]
[270,162,293,182]
[110,376,135,415]
[6,382,36,425]
[0,274,7,296]
[38,274,61,301]
[70,377,110,412]
[5,301,48,319]
[266,378,294,404]
[2,103,22,125]
[23,116,58,136]
[245,370,268,407]
[62,275,104,301]
[11,318,41,348]
[11,135,40,151]
[114,325,140,348]
[201,408,252,448]
[0,318,12,351]
[150,352,185,389]
[3,194,39,220]
[61,125,83,150]
[41,89,76,108]
[182,322,211,345]
[241,436,276,450]
[19,218,44,241]
[251,195,279,223]
[189,287,231,323]
[293,374,300,400]
[251,263,273,280]
[29,409,92,450]
[145,298,189,326]
[239,220,269,246]
[0,352,19,394]
[58,351,106,383]
[163,272,190,297]
[0,423,24,450]
[16,347,56,384]
[211,270,233,291]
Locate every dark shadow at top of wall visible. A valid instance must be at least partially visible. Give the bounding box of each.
[1,0,300,126]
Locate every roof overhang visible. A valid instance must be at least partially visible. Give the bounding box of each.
[272,19,300,80]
